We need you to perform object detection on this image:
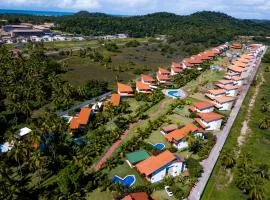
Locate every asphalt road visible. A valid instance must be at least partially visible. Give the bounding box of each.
[188,46,268,200]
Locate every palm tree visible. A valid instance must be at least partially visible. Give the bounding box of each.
[221,150,236,168]
[249,175,265,200]
[29,152,43,186]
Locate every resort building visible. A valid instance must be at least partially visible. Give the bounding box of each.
[213,96,235,111]
[205,89,226,100]
[189,101,215,113]
[122,192,151,200]
[141,74,155,86]
[135,150,185,183]
[110,94,121,107]
[136,81,152,94]
[171,62,183,75]
[224,73,244,86]
[126,150,150,167]
[160,124,179,135]
[194,112,224,131]
[69,108,93,132]
[215,79,235,88]
[117,82,134,97]
[227,66,248,79]
[165,123,204,150]
[156,72,170,84]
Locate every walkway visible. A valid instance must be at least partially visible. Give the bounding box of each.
[95,121,140,171]
[188,47,267,200]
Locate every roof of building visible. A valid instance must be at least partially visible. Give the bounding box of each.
[192,101,215,110]
[183,59,194,67]
[117,82,133,93]
[189,56,204,64]
[135,150,176,176]
[78,108,92,125]
[156,72,170,80]
[123,192,150,200]
[216,79,234,85]
[161,124,179,133]
[136,81,151,90]
[222,85,240,90]
[207,89,226,95]
[194,118,207,129]
[69,117,80,130]
[172,62,182,68]
[233,61,248,68]
[127,150,150,164]
[159,67,170,74]
[165,123,199,142]
[214,96,235,103]
[172,65,184,73]
[197,112,224,122]
[228,66,247,73]
[141,74,155,82]
[231,43,242,49]
[111,93,121,107]
[18,127,32,137]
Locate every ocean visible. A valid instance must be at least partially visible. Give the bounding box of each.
[0,9,74,16]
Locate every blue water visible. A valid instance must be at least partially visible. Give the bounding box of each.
[0,9,73,16]
[168,90,181,98]
[112,175,135,188]
[153,143,165,150]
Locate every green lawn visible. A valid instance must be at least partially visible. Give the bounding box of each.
[145,130,171,148]
[86,189,114,200]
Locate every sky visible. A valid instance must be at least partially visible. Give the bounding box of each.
[1,0,270,19]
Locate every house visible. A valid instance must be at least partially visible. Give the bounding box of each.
[205,89,226,100]
[141,74,155,86]
[122,192,151,200]
[156,72,170,84]
[160,124,179,135]
[158,67,170,76]
[224,75,244,86]
[227,66,248,78]
[231,43,242,49]
[136,81,152,94]
[18,127,32,138]
[135,150,185,183]
[215,79,235,88]
[165,123,204,150]
[111,93,121,107]
[222,85,240,97]
[126,150,150,167]
[117,82,134,97]
[194,112,224,131]
[69,108,92,132]
[182,59,194,69]
[188,56,204,66]
[171,62,183,75]
[189,101,215,113]
[213,96,235,111]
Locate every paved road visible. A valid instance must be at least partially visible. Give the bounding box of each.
[188,46,268,200]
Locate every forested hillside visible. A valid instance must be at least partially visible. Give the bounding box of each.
[1,11,270,45]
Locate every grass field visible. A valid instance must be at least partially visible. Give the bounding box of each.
[202,57,270,199]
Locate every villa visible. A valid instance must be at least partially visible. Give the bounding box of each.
[212,96,235,111]
[231,43,242,49]
[215,79,235,88]
[117,82,134,97]
[135,150,185,183]
[171,62,183,75]
[136,81,152,94]
[69,108,93,132]
[205,89,226,100]
[156,72,170,84]
[194,112,224,131]
[110,93,121,107]
[227,66,248,78]
[141,74,155,86]
[165,123,204,150]
[182,59,194,69]
[224,73,244,86]
[160,124,179,135]
[189,101,215,113]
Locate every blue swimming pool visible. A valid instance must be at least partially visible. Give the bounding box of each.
[112,175,136,188]
[153,143,165,150]
[168,90,181,98]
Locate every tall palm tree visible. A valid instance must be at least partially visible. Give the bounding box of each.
[249,175,265,200]
[221,150,236,168]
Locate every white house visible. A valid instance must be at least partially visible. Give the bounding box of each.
[194,112,224,131]
[165,123,204,150]
[117,82,134,97]
[135,150,185,183]
[224,74,244,86]
[141,74,156,86]
[156,68,170,84]
[215,79,235,88]
[171,62,183,76]
[223,85,240,97]
[213,96,235,111]
[136,81,152,94]
[189,101,215,113]
[227,66,248,79]
[205,89,226,100]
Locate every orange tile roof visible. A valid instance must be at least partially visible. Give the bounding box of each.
[123,192,150,200]
[183,59,194,67]
[207,89,226,95]
[141,74,155,82]
[194,118,207,129]
[159,67,170,74]
[78,108,92,125]
[197,112,224,122]
[228,66,246,73]
[233,61,248,68]
[223,85,240,90]
[189,56,204,64]
[135,150,176,176]
[214,96,235,103]
[198,54,211,60]
[111,93,120,107]
[192,101,215,110]
[165,123,199,142]
[172,66,183,73]
[156,72,170,80]
[172,62,182,68]
[231,43,242,49]
[136,81,151,90]
[117,82,133,93]
[69,117,80,130]
[216,79,234,85]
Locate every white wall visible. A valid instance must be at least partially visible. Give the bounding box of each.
[226,89,238,97]
[203,119,222,131]
[174,140,189,150]
[197,107,215,113]
[218,101,234,111]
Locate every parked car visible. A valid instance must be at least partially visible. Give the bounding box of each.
[165,186,173,197]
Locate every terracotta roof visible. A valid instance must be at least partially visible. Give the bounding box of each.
[197,112,224,122]
[194,118,207,129]
[156,72,170,80]
[161,124,179,133]
[111,94,120,107]
[141,74,155,82]
[233,61,248,68]
[183,59,194,67]
[222,85,240,90]
[69,117,80,130]
[165,123,199,142]
[198,54,211,60]
[78,108,92,125]
[189,56,204,64]
[172,66,183,73]
[136,81,151,90]
[192,101,215,110]
[214,96,235,103]
[216,79,234,85]
[207,89,226,95]
[172,62,182,68]
[231,43,242,49]
[117,82,133,93]
[123,192,150,200]
[135,150,176,176]
[228,66,247,73]
[159,67,170,74]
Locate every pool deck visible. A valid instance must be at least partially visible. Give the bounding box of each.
[163,88,188,99]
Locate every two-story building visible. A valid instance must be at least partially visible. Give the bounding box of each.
[156,68,171,84]
[189,101,215,113]
[194,112,224,131]
[136,81,152,94]
[213,96,235,111]
[141,74,156,86]
[171,62,183,75]
[205,89,226,100]
[117,82,134,97]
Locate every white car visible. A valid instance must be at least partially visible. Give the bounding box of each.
[165,186,173,197]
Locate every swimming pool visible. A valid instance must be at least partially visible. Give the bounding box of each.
[164,89,186,99]
[153,143,165,150]
[168,90,181,98]
[112,175,136,188]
